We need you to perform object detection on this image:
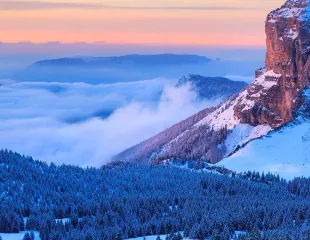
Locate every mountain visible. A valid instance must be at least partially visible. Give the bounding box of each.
[113,76,247,164]
[234,0,310,128]
[112,107,217,164]
[14,54,217,84]
[12,54,262,85]
[31,54,212,68]
[176,75,247,100]
[113,0,310,170]
[218,86,310,180]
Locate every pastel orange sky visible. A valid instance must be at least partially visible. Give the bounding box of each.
[0,0,285,46]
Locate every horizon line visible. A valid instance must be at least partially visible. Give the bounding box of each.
[0,41,266,48]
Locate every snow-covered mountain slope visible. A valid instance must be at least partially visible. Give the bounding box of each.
[219,89,310,180]
[112,77,247,164]
[219,121,310,180]
[112,107,217,164]
[112,0,310,167]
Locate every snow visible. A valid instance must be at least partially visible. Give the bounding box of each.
[168,129,190,144]
[193,69,279,158]
[127,232,184,240]
[234,231,247,238]
[264,70,282,78]
[219,119,310,180]
[271,4,305,20]
[127,231,245,240]
[280,7,304,18]
[195,95,240,130]
[268,0,309,23]
[224,124,272,157]
[55,218,70,224]
[268,19,277,23]
[195,70,279,132]
[0,231,40,240]
[255,70,280,89]
[127,236,163,240]
[0,230,245,240]
[237,70,280,112]
[286,29,299,39]
[23,217,28,226]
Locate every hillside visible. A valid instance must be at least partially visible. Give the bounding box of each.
[176,75,247,100]
[219,88,310,179]
[113,0,310,168]
[112,107,216,164]
[2,150,310,239]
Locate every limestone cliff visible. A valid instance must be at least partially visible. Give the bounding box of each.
[235,0,310,128]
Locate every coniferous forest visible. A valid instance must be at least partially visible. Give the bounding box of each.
[2,150,310,240]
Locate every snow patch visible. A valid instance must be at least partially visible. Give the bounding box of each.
[268,1,309,24]
[127,232,184,240]
[224,124,272,157]
[195,97,240,130]
[219,120,310,180]
[0,231,41,240]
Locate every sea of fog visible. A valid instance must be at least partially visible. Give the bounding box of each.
[0,51,264,166]
[0,79,222,166]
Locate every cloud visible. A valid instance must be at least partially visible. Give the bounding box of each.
[0,79,171,123]
[0,79,221,167]
[0,1,100,10]
[0,1,253,11]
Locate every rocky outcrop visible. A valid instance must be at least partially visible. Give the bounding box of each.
[234,0,310,128]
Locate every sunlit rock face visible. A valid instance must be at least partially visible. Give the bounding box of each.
[234,0,310,128]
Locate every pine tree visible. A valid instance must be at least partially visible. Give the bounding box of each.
[70,214,79,229]
[23,232,31,240]
[30,232,35,240]
[221,225,231,240]
[211,229,221,240]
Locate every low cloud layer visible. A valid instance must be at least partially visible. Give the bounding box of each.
[0,79,171,122]
[0,79,221,167]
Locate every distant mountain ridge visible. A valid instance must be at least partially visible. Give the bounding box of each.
[15,54,215,84]
[32,54,212,68]
[176,75,247,100]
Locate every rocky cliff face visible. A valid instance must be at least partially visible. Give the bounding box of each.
[113,0,310,164]
[234,0,310,128]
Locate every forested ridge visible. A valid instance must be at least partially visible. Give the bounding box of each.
[1,150,310,239]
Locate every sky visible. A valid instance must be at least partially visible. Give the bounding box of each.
[1,0,284,46]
